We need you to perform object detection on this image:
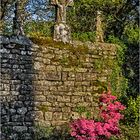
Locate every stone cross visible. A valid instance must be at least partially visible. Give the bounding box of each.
[51,0,74,43]
[95,11,104,42]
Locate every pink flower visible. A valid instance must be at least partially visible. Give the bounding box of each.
[71,131,77,136]
[70,90,126,140]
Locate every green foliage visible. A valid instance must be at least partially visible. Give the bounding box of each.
[106,35,128,97]
[67,0,133,36]
[34,123,53,140]
[76,106,86,115]
[111,124,139,140]
[107,35,126,65]
[25,21,54,37]
[37,105,48,113]
[75,106,92,119]
[72,32,96,42]
[30,36,89,68]
[123,24,139,44]
[34,123,74,140]
[120,124,139,140]
[124,96,140,125]
[94,58,115,70]
[85,112,92,119]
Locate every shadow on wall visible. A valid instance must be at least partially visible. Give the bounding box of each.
[0,36,74,140]
[1,35,36,140]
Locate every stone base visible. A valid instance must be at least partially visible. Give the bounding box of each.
[53,23,71,43]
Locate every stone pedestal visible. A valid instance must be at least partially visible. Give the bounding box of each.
[54,23,71,43]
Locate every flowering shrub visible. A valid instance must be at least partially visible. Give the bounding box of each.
[70,91,126,140]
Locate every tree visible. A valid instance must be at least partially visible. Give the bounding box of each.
[1,0,54,34]
[13,0,28,35]
[0,0,14,33]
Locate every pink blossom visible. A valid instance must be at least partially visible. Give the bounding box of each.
[70,91,126,140]
[71,132,77,136]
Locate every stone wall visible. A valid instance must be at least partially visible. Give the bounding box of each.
[0,35,117,139]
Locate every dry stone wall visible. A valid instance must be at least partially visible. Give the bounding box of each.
[0,35,117,139]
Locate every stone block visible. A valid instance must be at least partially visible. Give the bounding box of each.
[1,36,10,44]
[62,72,68,81]
[47,95,56,102]
[53,112,62,120]
[62,113,70,120]
[10,101,24,108]
[75,68,87,73]
[83,73,91,81]
[45,65,56,71]
[74,86,83,92]
[0,91,10,95]
[46,71,61,81]
[11,115,24,122]
[58,86,68,92]
[71,96,83,103]
[49,86,58,91]
[57,96,70,102]
[83,96,93,102]
[34,95,46,102]
[45,112,53,120]
[34,62,44,70]
[51,81,63,86]
[17,107,27,115]
[57,66,62,71]
[47,107,62,112]
[9,109,16,115]
[75,82,82,86]
[71,112,79,119]
[41,102,52,106]
[1,115,10,123]
[68,72,75,80]
[51,121,66,126]
[86,86,94,92]
[75,73,83,81]
[26,111,44,121]
[62,107,71,113]
[63,67,74,72]
[11,91,19,96]
[13,126,28,132]
[64,81,74,86]
[45,53,55,59]
[42,58,51,64]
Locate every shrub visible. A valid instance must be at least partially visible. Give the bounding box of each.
[72,32,96,42]
[123,96,140,125]
[70,91,126,140]
[34,123,53,140]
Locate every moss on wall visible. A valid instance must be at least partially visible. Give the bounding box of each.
[30,36,127,98]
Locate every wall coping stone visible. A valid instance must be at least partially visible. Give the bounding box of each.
[0,35,118,53]
[0,35,33,46]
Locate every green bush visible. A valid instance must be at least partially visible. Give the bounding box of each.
[34,123,74,140]
[120,124,139,140]
[34,123,53,140]
[123,96,140,126]
[25,21,54,37]
[72,32,96,42]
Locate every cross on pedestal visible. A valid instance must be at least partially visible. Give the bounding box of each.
[51,0,74,43]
